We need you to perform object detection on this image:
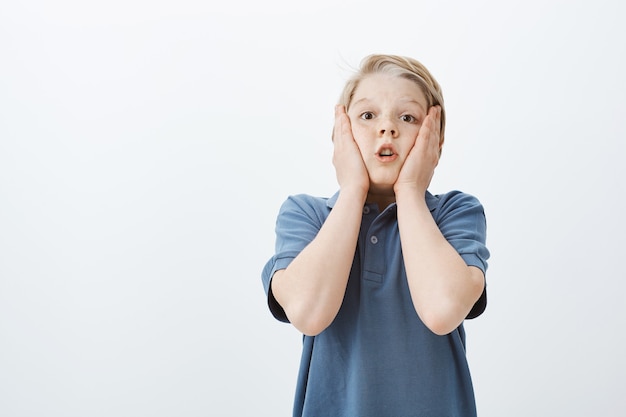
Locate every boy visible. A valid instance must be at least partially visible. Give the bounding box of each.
[262,54,490,417]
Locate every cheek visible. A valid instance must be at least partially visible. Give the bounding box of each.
[348,118,363,136]
[408,129,421,145]
[398,135,418,155]
[353,137,370,158]
[350,125,369,150]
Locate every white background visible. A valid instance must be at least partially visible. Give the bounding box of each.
[1,0,625,416]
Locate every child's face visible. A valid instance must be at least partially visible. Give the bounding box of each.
[347,73,429,196]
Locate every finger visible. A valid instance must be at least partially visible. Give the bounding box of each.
[434,106,444,152]
[431,106,442,163]
[333,105,353,145]
[425,106,441,143]
[416,107,435,144]
[432,105,441,143]
[332,105,344,142]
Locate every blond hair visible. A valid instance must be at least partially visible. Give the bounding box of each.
[338,54,446,145]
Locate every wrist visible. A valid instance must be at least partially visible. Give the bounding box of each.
[338,184,368,204]
[393,182,425,197]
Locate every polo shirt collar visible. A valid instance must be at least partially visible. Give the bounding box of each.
[327,190,438,212]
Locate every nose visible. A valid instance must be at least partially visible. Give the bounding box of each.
[378,116,398,138]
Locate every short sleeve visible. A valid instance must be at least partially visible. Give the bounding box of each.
[261,194,330,322]
[432,191,490,319]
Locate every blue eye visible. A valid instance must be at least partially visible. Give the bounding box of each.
[360,112,374,120]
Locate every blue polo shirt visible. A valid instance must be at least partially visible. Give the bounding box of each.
[262,190,490,417]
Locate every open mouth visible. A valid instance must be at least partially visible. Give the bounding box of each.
[376,146,398,161]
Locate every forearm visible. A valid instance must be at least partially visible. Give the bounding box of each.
[395,186,484,335]
[272,188,366,336]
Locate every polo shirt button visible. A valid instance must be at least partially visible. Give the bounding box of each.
[370,235,378,244]
[363,206,370,214]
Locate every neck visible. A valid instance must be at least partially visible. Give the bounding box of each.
[367,191,396,212]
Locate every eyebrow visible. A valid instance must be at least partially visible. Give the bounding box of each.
[403,99,427,112]
[351,97,427,112]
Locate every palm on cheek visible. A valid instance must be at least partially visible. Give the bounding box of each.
[395,106,442,193]
[332,105,369,194]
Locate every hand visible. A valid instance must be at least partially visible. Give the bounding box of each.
[332,105,369,195]
[394,106,442,195]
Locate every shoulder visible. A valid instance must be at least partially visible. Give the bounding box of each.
[279,193,332,213]
[281,193,330,207]
[277,193,335,226]
[429,190,490,270]
[428,190,484,216]
[429,190,482,207]
[426,190,485,223]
